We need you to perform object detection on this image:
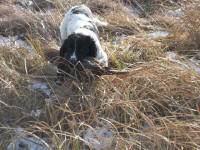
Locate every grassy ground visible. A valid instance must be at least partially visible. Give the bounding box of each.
[0,0,200,149]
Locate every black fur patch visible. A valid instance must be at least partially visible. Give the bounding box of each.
[60,33,97,60]
[58,33,97,75]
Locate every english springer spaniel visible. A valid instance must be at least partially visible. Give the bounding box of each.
[57,5,108,80]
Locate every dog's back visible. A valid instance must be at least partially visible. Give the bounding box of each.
[60,5,98,41]
[69,5,93,18]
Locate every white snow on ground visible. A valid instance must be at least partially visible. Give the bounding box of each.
[27,80,51,96]
[18,0,34,7]
[19,0,33,5]
[166,9,184,18]
[112,35,131,51]
[45,96,56,103]
[166,52,187,69]
[7,127,51,150]
[0,35,17,44]
[166,52,177,59]
[189,57,200,73]
[16,0,55,12]
[31,109,41,117]
[148,31,169,38]
[84,124,114,150]
[166,52,200,74]
[113,35,126,47]
[0,35,34,53]
[15,0,34,11]
[40,10,54,16]
[125,6,141,16]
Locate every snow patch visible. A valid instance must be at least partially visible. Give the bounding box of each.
[31,109,41,117]
[15,0,34,11]
[166,52,176,59]
[0,35,34,53]
[166,9,184,18]
[40,10,54,16]
[28,80,51,96]
[142,122,150,130]
[7,127,51,150]
[148,31,169,38]
[19,0,34,6]
[84,124,114,150]
[113,35,126,47]
[125,6,141,16]
[189,57,200,73]
[166,52,188,69]
[45,96,56,103]
[112,35,131,51]
[166,52,200,74]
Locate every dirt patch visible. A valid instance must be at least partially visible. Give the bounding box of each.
[31,0,56,11]
[0,3,60,42]
[87,0,114,15]
[14,0,56,11]
[0,15,32,39]
[0,5,13,17]
[99,24,138,38]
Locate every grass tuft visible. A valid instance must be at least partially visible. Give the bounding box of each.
[0,0,200,149]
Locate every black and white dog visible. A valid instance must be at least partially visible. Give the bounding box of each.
[57,5,108,80]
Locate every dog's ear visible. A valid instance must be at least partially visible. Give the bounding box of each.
[88,37,97,57]
[60,39,69,57]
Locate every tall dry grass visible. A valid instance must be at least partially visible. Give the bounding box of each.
[0,0,200,149]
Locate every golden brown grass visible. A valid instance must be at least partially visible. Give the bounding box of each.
[166,4,200,55]
[0,0,200,149]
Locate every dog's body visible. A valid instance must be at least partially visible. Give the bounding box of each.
[57,5,108,79]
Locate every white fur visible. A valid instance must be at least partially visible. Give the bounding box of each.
[70,51,77,61]
[59,5,108,66]
[60,5,107,41]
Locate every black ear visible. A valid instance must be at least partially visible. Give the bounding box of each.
[60,39,68,57]
[88,37,97,57]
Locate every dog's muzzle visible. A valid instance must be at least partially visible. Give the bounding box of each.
[70,58,77,64]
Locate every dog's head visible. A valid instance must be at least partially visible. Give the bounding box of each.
[57,33,98,81]
[60,33,97,64]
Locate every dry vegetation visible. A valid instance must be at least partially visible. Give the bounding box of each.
[0,0,200,149]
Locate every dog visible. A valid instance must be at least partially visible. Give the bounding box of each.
[57,5,108,80]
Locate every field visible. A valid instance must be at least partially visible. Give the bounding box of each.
[0,0,200,149]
